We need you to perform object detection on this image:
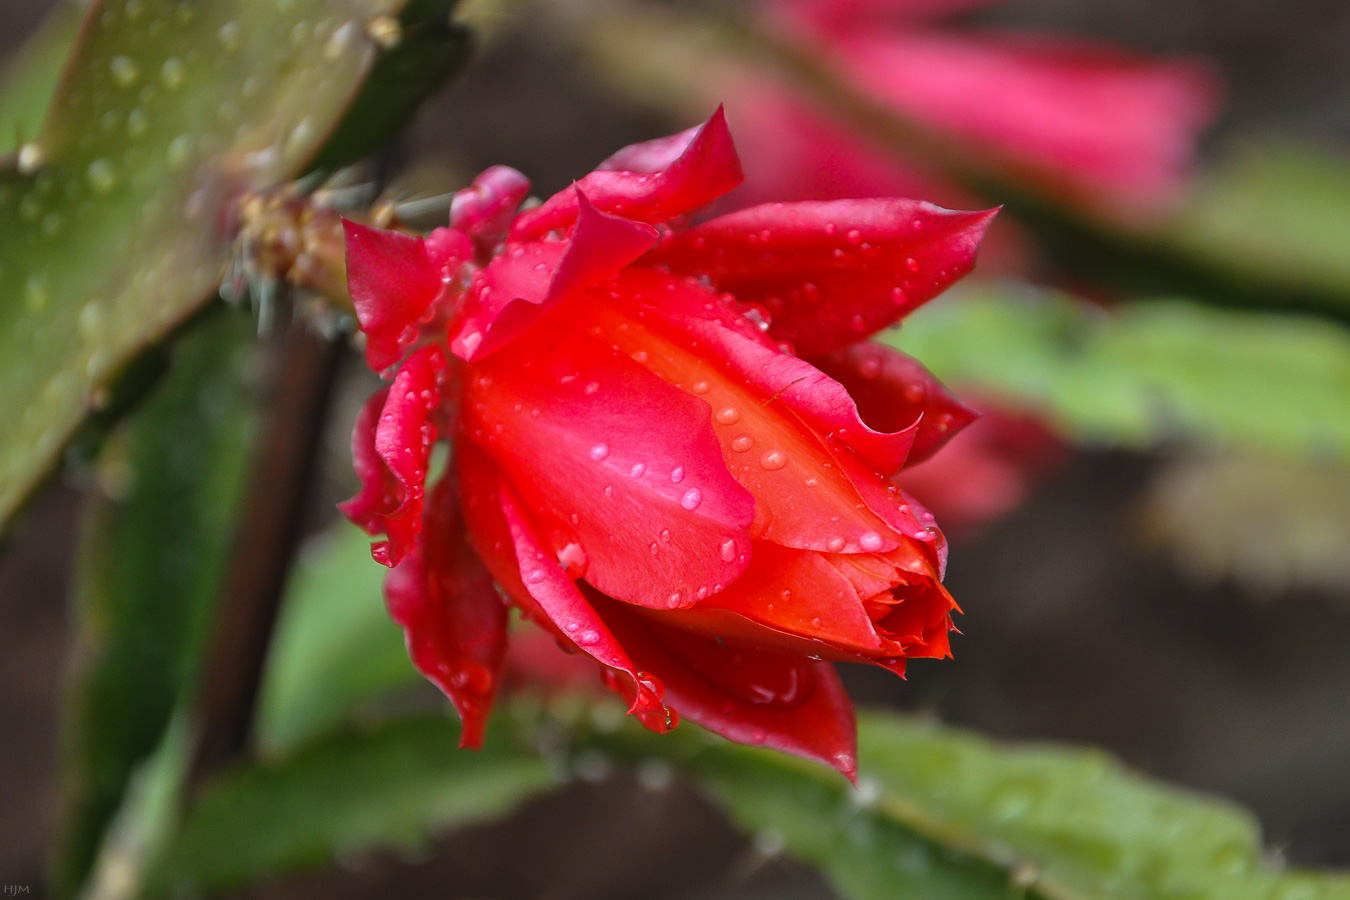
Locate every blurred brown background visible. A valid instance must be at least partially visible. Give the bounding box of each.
[2,1,1348,897]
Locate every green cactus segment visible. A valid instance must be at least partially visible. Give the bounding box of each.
[850,713,1350,900]
[651,712,1350,900]
[892,287,1350,463]
[0,6,81,154]
[0,0,398,531]
[56,307,262,899]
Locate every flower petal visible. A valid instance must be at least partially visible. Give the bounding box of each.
[697,540,886,655]
[497,479,669,726]
[813,340,976,467]
[593,595,858,778]
[339,387,395,536]
[464,326,754,609]
[597,124,702,174]
[457,439,561,635]
[449,193,659,361]
[338,344,447,567]
[669,315,920,474]
[343,220,444,372]
[582,292,901,553]
[385,473,508,749]
[649,199,995,357]
[826,439,947,573]
[450,165,532,257]
[821,28,1218,208]
[510,107,743,238]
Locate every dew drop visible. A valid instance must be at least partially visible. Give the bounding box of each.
[160,57,185,89]
[589,443,610,461]
[166,134,192,169]
[691,381,710,395]
[23,275,49,312]
[905,256,920,273]
[826,537,846,552]
[110,56,140,87]
[525,569,546,585]
[670,466,685,483]
[859,531,884,551]
[86,159,117,194]
[218,21,243,52]
[660,529,672,542]
[680,488,702,510]
[629,462,646,478]
[730,434,753,452]
[719,538,737,562]
[715,406,741,425]
[584,380,599,395]
[845,228,862,245]
[759,449,787,470]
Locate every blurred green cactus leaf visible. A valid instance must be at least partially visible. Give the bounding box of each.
[894,286,1350,463]
[0,4,80,154]
[153,714,558,896]
[256,520,413,758]
[1144,452,1350,596]
[55,307,262,898]
[0,0,468,532]
[595,711,1350,900]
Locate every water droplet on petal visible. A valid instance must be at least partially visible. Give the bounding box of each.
[525,569,546,585]
[670,466,685,483]
[905,256,920,273]
[759,449,787,470]
[719,538,737,562]
[590,443,610,461]
[731,434,753,452]
[680,488,702,510]
[691,381,710,395]
[860,531,884,551]
[715,406,740,425]
[826,537,846,552]
[629,462,646,478]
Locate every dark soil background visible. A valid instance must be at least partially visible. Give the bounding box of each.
[3,1,1349,897]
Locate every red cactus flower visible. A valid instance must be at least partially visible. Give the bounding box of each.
[340,109,994,777]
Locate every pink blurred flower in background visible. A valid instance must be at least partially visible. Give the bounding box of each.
[761,0,1220,215]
